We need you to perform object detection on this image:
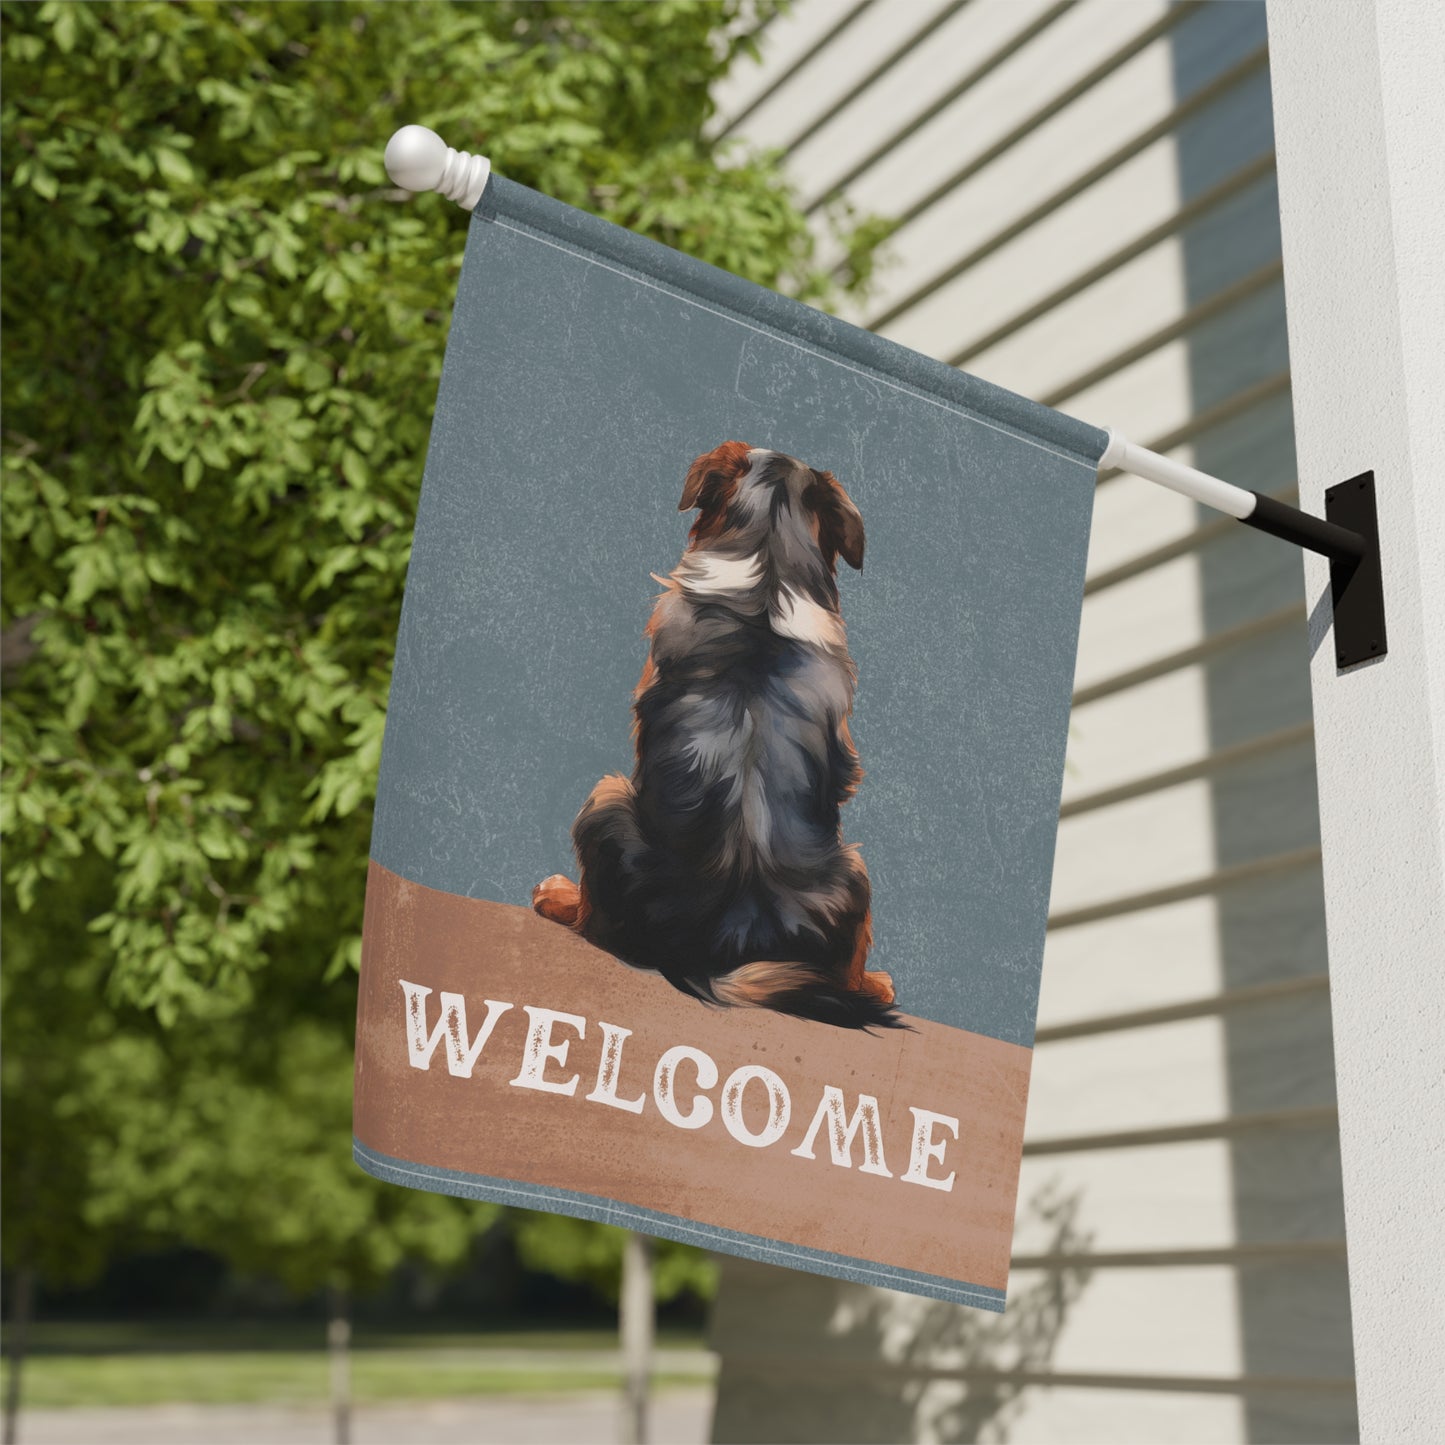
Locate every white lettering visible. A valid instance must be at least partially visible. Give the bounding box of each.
[508,1005,586,1095]
[399,980,512,1078]
[584,1021,646,1114]
[791,1087,892,1176]
[395,984,969,1194]
[653,1045,718,1129]
[721,1065,792,1149]
[902,1107,959,1192]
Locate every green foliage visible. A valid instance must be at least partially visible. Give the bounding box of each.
[0,866,123,1288]
[0,849,492,1295]
[2,0,877,1017]
[1,0,883,1306]
[511,1214,718,1305]
[79,1018,489,1296]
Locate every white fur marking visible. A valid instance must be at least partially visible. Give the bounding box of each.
[771,586,845,650]
[678,551,763,596]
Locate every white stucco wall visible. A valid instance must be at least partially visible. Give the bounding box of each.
[1267,2,1445,1439]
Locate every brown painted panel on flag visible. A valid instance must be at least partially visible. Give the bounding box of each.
[354,861,1032,1292]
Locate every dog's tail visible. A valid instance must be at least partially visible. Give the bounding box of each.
[695,960,909,1032]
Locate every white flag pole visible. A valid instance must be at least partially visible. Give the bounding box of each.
[379,127,1384,658]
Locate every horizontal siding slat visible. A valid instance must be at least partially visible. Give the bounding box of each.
[1011,1240,1346,1268]
[1042,877,1329,1027]
[1062,676,1213,816]
[1084,485,1296,595]
[1034,972,1329,1043]
[1012,1133,1343,1255]
[804,0,1077,211]
[953,148,1283,367]
[970,1385,1345,1443]
[713,0,878,140]
[875,145,1189,360]
[1084,469,1202,578]
[1027,1012,1232,1134]
[1073,560,1204,705]
[1072,602,1304,709]
[1024,1106,1339,1156]
[1097,368,1292,480]
[870,2,1196,232]
[1050,775,1216,914]
[1041,260,1285,408]
[721,1358,1354,1395]
[868,42,1269,327]
[1047,844,1322,929]
[1059,720,1314,817]
[1086,507,1215,593]
[1027,979,1334,1134]
[781,0,973,157]
[949,150,1277,367]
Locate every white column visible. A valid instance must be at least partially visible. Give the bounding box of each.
[1266,3,1445,1441]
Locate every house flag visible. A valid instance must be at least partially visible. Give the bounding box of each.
[353,175,1107,1313]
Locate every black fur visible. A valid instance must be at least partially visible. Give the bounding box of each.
[542,446,903,1031]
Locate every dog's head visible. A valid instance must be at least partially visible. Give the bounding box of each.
[678,443,865,580]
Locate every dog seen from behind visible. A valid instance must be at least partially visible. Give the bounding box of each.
[533,442,902,1031]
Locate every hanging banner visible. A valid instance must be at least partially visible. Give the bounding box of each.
[353,176,1106,1312]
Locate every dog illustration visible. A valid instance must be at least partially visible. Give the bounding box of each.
[533,443,901,1031]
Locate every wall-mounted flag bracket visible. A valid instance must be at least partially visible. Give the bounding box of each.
[380,126,1388,673]
[1322,471,1386,668]
[1100,432,1386,669]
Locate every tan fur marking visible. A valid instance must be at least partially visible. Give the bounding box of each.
[861,969,895,1006]
[845,909,874,990]
[532,874,583,928]
[710,960,820,1008]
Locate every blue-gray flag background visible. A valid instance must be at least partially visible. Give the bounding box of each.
[370,177,1104,1044]
[356,176,1107,1310]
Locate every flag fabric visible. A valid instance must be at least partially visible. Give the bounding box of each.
[353,175,1106,1312]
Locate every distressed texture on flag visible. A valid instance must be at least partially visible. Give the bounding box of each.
[355,176,1104,1312]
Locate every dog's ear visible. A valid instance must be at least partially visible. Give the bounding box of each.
[810,470,866,571]
[680,442,752,513]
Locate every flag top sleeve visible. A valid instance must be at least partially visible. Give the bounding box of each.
[473,175,1108,465]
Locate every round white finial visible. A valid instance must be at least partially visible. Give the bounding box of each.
[385,125,448,192]
[383,125,491,211]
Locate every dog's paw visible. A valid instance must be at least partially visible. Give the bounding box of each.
[532,874,582,927]
[860,969,895,1006]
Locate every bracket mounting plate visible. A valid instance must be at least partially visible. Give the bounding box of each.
[1325,471,1386,669]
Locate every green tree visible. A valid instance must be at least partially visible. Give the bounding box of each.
[0,871,494,1440]
[512,1212,718,1308]
[1,0,886,1413]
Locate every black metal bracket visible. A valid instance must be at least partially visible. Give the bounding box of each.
[1324,472,1387,668]
[1242,472,1386,669]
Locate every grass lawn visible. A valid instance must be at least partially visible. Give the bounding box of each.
[10,1321,704,1355]
[0,1325,715,1409]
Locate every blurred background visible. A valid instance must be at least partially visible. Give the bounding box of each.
[1,1,1356,1442]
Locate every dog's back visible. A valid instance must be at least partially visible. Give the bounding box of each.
[545,444,902,1030]
[622,587,864,973]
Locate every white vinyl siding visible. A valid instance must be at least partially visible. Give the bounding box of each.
[707,3,1356,1441]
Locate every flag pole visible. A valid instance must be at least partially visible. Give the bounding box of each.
[1099,430,1386,666]
[378,126,1385,664]
[1099,429,1362,562]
